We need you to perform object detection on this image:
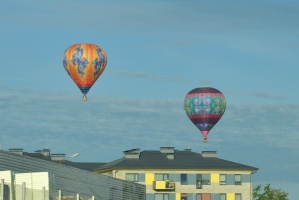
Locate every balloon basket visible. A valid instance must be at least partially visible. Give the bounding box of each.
[203,137,208,143]
[82,96,87,101]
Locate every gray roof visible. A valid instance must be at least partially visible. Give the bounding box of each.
[52,161,107,171]
[95,149,258,171]
[22,152,106,171]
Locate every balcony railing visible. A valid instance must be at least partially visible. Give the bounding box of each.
[153,181,175,191]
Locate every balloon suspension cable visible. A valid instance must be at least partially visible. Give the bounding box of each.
[82,95,87,101]
[203,137,208,143]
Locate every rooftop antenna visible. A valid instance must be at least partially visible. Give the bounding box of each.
[46,134,48,149]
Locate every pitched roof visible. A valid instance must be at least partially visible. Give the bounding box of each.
[52,161,107,171]
[94,149,258,172]
[22,152,106,171]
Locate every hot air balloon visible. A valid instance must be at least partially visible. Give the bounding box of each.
[184,86,226,143]
[62,43,107,101]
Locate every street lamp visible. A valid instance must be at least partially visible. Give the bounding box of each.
[69,153,80,158]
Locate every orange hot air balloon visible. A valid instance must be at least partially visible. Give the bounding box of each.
[62,43,107,101]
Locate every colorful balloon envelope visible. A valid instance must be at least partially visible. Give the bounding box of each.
[184,87,226,142]
[62,43,107,101]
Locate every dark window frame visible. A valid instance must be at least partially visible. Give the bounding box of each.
[220,174,226,185]
[154,193,169,200]
[181,174,188,185]
[196,193,202,200]
[155,173,169,181]
[220,193,226,200]
[202,175,211,185]
[235,193,242,200]
[125,173,138,182]
[235,174,242,185]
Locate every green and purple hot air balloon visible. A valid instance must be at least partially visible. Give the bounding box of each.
[184,86,226,143]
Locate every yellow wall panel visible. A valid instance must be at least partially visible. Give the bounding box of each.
[145,173,154,185]
[227,193,235,200]
[176,193,180,200]
[211,173,219,183]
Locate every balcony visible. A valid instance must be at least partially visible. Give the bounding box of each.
[196,180,202,189]
[153,181,175,191]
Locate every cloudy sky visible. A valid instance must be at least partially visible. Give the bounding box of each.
[1,0,299,199]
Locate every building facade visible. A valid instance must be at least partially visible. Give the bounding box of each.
[94,147,258,200]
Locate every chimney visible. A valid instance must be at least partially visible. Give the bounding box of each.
[202,151,217,158]
[160,147,174,154]
[124,148,140,159]
[160,147,175,159]
[42,149,51,157]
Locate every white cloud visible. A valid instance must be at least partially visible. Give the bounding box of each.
[111,70,189,82]
[1,85,299,197]
[224,89,287,103]
[1,87,299,155]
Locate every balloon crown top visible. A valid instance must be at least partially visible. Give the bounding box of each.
[188,87,223,94]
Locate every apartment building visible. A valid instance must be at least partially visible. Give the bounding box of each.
[94,147,258,200]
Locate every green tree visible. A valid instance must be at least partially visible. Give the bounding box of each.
[253,183,288,200]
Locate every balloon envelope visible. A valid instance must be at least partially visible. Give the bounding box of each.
[184,87,226,141]
[62,43,107,100]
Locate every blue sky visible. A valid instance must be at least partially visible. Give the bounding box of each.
[1,0,299,199]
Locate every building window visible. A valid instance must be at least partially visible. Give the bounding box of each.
[220,194,226,200]
[235,193,242,200]
[220,174,226,185]
[181,193,188,200]
[181,174,187,185]
[155,173,169,181]
[155,193,169,200]
[202,174,210,185]
[126,173,138,182]
[202,193,211,200]
[196,194,202,200]
[235,174,242,185]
